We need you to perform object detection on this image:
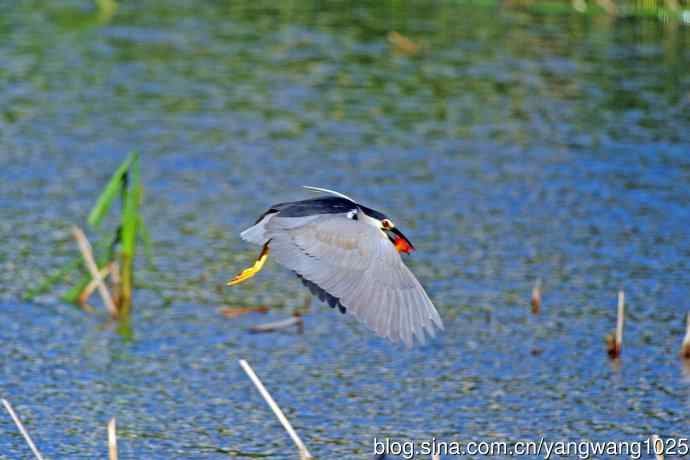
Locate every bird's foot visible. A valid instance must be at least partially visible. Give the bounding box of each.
[227,243,269,286]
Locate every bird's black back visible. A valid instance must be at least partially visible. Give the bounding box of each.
[269,196,357,217]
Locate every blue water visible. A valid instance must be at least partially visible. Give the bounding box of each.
[1,1,689,458]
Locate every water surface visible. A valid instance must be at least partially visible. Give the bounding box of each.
[1,1,690,458]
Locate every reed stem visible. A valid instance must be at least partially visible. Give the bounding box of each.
[606,290,625,359]
[108,417,118,460]
[238,359,313,459]
[1,399,45,460]
[531,278,542,315]
[651,435,664,460]
[616,290,625,350]
[119,154,141,317]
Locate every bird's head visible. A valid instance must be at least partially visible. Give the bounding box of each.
[356,204,415,254]
[379,217,415,254]
[302,186,416,254]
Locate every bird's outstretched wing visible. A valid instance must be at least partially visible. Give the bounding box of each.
[265,214,443,347]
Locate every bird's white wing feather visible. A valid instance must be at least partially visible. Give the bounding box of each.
[266,215,443,347]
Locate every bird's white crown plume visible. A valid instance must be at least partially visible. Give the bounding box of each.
[302,186,356,202]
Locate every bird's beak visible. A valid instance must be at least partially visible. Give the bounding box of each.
[386,227,415,254]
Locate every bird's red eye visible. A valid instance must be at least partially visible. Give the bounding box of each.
[382,219,392,229]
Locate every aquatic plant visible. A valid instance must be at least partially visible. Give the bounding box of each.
[57,152,149,319]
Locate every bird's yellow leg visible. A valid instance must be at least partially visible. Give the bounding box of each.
[227,243,270,286]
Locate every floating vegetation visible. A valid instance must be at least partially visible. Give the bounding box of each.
[248,312,304,334]
[387,31,424,56]
[219,305,270,318]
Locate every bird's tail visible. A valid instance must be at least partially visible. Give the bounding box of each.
[240,213,275,245]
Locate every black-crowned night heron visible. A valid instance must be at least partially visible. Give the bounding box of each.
[228,187,443,347]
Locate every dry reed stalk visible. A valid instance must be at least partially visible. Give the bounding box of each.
[651,435,664,460]
[616,290,625,351]
[108,417,118,460]
[302,294,312,312]
[681,312,690,359]
[531,278,542,315]
[238,360,313,460]
[219,306,270,318]
[72,226,118,317]
[1,399,45,460]
[607,290,624,359]
[78,263,112,308]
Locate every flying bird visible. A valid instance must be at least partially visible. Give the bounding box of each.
[228,186,443,347]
